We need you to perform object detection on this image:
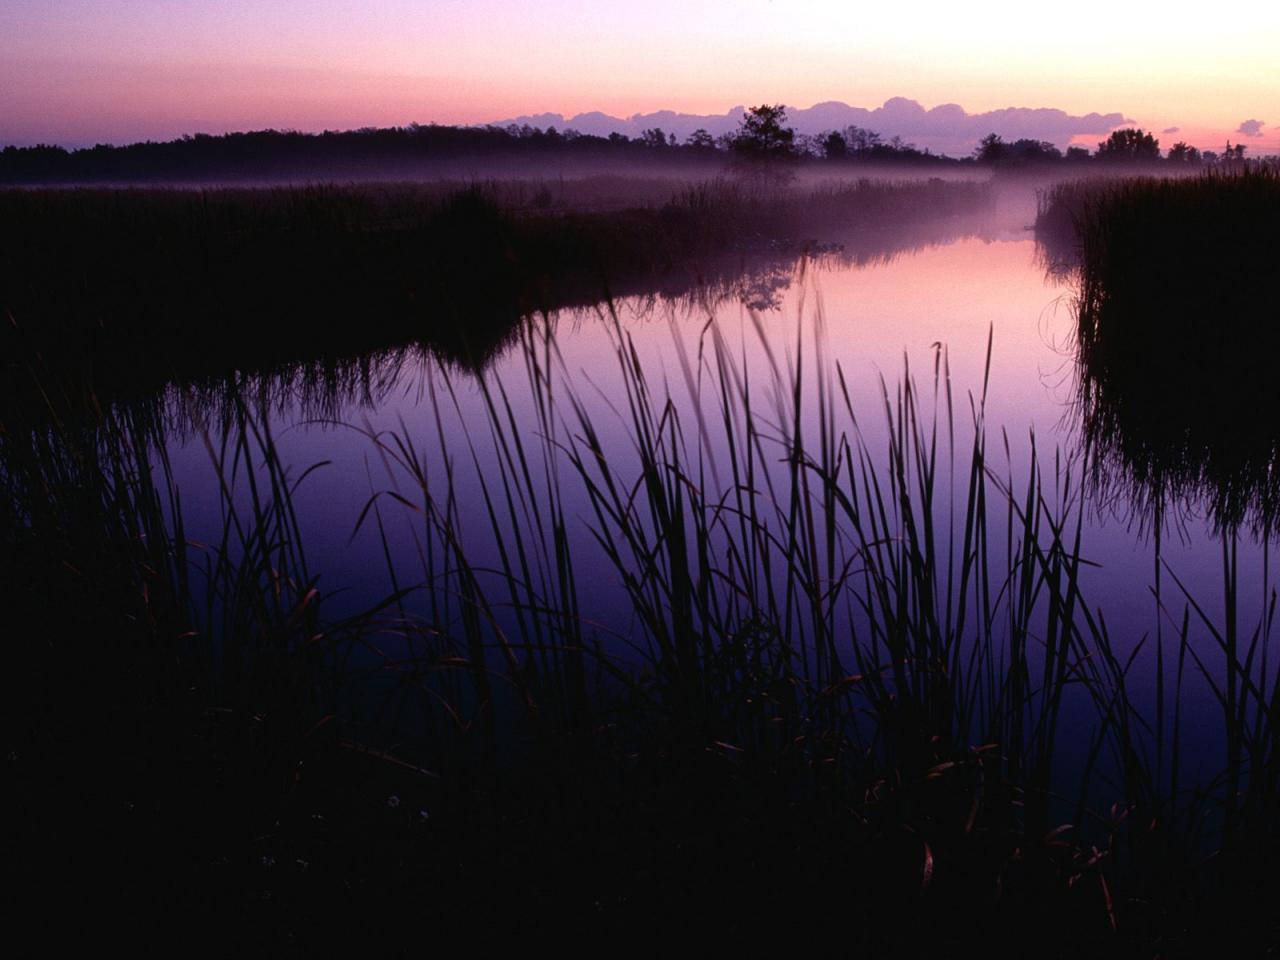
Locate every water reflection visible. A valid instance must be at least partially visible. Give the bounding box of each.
[1038,181,1280,533]
[1074,326,1280,534]
[4,227,1269,805]
[3,207,1000,424]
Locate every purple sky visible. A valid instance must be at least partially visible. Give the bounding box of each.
[3,1,1275,152]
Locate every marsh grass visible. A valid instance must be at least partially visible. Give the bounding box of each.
[4,235,1278,948]
[7,299,1269,957]
[0,177,991,406]
[1036,167,1280,533]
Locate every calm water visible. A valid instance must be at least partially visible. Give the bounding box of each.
[153,199,1268,769]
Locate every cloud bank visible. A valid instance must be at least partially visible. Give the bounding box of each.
[1237,119,1266,137]
[490,97,1130,157]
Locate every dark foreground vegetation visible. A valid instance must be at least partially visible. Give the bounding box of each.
[4,172,1279,953]
[0,177,991,402]
[6,321,1279,953]
[1036,167,1280,530]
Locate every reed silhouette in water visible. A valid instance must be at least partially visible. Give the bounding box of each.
[7,310,1279,952]
[7,185,1280,949]
[1036,168,1280,530]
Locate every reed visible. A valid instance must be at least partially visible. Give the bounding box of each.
[4,252,1276,949]
[0,178,992,406]
[1035,167,1280,532]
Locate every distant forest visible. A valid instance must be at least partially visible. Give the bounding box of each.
[0,114,1261,184]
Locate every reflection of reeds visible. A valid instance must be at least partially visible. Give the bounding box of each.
[0,178,992,408]
[1036,167,1280,532]
[5,294,1277,947]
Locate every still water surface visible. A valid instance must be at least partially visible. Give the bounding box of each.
[159,207,1267,768]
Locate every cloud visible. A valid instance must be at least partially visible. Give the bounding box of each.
[1237,119,1266,137]
[490,98,1129,158]
[1162,126,1180,134]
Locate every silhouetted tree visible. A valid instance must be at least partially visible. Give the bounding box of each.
[793,133,824,158]
[1007,139,1061,161]
[1167,141,1202,164]
[685,128,716,151]
[731,105,795,157]
[1096,128,1160,161]
[728,104,798,186]
[844,126,882,154]
[975,133,1007,163]
[823,131,848,159]
[640,128,668,148]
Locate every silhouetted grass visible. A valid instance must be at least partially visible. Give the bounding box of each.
[1036,167,1280,532]
[0,177,991,410]
[5,172,1277,948]
[5,289,1277,950]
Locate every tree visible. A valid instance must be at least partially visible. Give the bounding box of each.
[975,133,1007,163]
[1167,141,1201,164]
[1007,139,1061,161]
[823,131,847,159]
[1096,128,1160,161]
[731,104,796,158]
[844,126,882,154]
[793,133,823,158]
[685,128,716,151]
[640,127,668,148]
[728,104,798,186]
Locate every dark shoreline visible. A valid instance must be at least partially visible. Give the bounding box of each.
[0,178,993,403]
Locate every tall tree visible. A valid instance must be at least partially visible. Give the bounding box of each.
[731,104,796,160]
[974,133,1007,163]
[729,104,798,186]
[1096,128,1160,161]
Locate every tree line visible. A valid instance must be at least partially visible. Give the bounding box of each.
[0,106,1262,184]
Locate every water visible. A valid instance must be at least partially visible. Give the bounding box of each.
[144,199,1268,788]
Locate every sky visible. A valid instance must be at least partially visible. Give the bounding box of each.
[2,0,1277,154]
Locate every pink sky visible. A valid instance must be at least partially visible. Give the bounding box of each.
[3,1,1276,153]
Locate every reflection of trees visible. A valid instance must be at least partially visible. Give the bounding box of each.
[735,261,798,311]
[5,197,997,425]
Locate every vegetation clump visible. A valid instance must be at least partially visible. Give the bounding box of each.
[0,177,992,402]
[1036,167,1280,529]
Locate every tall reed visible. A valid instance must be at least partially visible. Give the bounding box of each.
[5,257,1277,946]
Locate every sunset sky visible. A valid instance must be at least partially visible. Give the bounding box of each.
[3,0,1276,154]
